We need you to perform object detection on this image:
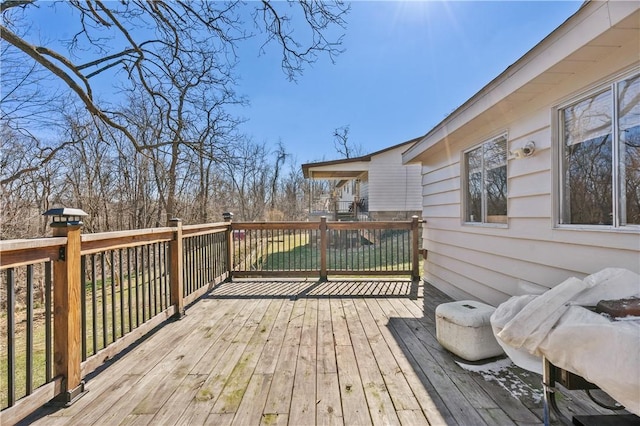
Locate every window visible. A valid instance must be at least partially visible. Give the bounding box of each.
[464,135,508,224]
[559,72,639,227]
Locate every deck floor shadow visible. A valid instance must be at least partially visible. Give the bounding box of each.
[205,278,418,299]
[16,280,633,426]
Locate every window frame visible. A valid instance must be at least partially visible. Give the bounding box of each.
[555,69,640,231]
[462,133,509,227]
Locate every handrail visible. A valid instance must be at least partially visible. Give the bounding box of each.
[0,221,232,423]
[80,228,175,255]
[1,216,423,423]
[229,217,421,281]
[0,238,67,270]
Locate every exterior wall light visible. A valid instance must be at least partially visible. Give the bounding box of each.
[511,141,536,159]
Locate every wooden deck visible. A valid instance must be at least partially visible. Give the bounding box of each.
[17,280,623,425]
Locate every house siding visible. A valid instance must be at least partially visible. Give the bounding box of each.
[368,146,422,216]
[360,180,369,203]
[420,54,640,304]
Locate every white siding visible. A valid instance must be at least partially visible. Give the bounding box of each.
[368,146,422,212]
[360,180,369,201]
[420,57,640,305]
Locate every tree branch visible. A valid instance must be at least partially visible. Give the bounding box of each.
[1,24,142,150]
[0,0,34,13]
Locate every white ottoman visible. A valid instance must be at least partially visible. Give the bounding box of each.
[435,300,504,361]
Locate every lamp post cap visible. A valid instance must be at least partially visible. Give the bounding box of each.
[43,207,89,217]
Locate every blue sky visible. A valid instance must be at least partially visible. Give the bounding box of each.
[231,1,582,164]
[19,1,583,166]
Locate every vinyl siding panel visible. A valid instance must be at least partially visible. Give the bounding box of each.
[508,194,551,219]
[508,171,551,199]
[368,147,422,212]
[421,162,459,186]
[423,257,511,306]
[423,223,639,305]
[427,228,638,279]
[425,217,640,252]
[360,180,369,200]
[423,204,460,219]
[423,190,460,208]
[421,162,460,221]
[422,177,460,198]
[419,91,639,303]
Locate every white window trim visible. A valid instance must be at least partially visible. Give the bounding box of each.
[553,68,640,232]
[462,132,509,228]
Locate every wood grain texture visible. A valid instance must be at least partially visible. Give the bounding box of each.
[21,279,632,426]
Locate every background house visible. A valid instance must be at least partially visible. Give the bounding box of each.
[303,138,423,221]
[403,1,639,305]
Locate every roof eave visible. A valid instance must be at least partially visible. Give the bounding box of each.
[303,135,424,178]
[402,0,609,165]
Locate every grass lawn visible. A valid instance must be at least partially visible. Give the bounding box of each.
[243,230,416,275]
[0,271,168,410]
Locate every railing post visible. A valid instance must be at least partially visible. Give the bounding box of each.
[223,212,233,281]
[43,208,88,406]
[320,216,328,281]
[411,215,420,281]
[169,218,185,319]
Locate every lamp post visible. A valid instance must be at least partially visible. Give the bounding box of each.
[42,207,88,405]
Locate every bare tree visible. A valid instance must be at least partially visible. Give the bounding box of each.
[223,139,272,221]
[2,0,348,180]
[0,124,58,238]
[270,141,287,210]
[278,163,307,221]
[0,30,64,138]
[54,107,118,232]
[1,0,349,233]
[111,132,159,230]
[333,124,362,159]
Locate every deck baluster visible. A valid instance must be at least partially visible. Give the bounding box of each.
[169,218,185,318]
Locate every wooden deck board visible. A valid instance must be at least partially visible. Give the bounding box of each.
[362,297,456,425]
[335,344,372,425]
[18,279,626,426]
[233,373,273,426]
[41,298,237,424]
[262,299,305,417]
[289,299,318,425]
[342,298,401,426]
[396,409,430,426]
[316,372,343,425]
[254,300,295,375]
[211,299,283,415]
[175,299,268,423]
[374,298,489,425]
[317,299,337,375]
[353,298,421,412]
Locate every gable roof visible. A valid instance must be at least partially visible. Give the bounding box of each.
[302,136,423,179]
[403,1,640,164]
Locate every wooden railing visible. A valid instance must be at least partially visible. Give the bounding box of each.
[0,220,229,424]
[0,216,421,424]
[230,216,420,280]
[309,199,369,221]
